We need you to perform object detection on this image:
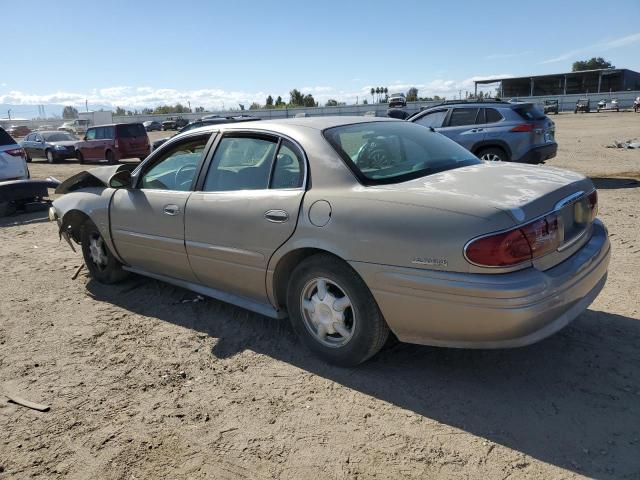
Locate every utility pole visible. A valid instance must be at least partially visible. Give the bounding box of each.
[7,109,11,120]
[85,99,88,112]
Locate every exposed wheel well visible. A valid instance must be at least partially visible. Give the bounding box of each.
[60,210,91,243]
[272,248,345,310]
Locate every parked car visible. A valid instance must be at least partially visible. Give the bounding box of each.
[634,96,640,113]
[0,127,29,181]
[6,125,31,138]
[408,100,557,163]
[575,98,590,113]
[50,117,609,365]
[58,119,90,135]
[143,120,162,132]
[161,116,189,130]
[75,123,150,164]
[597,98,619,112]
[20,131,78,163]
[543,99,559,115]
[388,93,407,108]
[151,116,260,151]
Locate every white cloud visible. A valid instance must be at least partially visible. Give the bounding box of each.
[542,31,640,64]
[0,74,514,114]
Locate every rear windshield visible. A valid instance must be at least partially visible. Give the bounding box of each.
[514,104,546,120]
[116,123,146,138]
[0,128,17,146]
[324,121,480,185]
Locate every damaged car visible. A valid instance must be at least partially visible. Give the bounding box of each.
[50,117,610,365]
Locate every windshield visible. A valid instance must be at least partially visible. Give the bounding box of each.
[324,121,480,185]
[43,132,75,142]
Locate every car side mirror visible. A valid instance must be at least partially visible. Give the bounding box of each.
[108,170,132,189]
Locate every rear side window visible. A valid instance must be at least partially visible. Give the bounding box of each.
[448,108,479,127]
[485,108,504,123]
[514,104,545,120]
[85,129,96,140]
[116,123,146,138]
[0,128,16,146]
[270,140,304,189]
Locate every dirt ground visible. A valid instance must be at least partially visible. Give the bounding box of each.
[1,115,639,479]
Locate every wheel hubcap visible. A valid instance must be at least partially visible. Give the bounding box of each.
[300,278,355,348]
[481,153,502,162]
[89,233,108,269]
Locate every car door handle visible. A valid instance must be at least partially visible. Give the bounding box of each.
[264,209,289,223]
[470,128,484,133]
[163,204,181,216]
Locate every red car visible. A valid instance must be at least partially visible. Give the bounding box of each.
[75,123,150,164]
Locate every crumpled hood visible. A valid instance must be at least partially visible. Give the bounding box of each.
[374,162,593,224]
[55,164,135,194]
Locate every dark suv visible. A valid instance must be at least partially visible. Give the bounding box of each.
[408,100,557,163]
[75,123,150,164]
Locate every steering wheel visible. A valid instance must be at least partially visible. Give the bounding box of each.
[355,142,393,170]
[174,164,196,189]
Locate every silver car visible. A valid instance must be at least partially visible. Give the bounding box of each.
[50,117,610,365]
[0,127,29,181]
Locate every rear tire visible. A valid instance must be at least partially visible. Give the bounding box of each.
[286,254,389,366]
[81,220,128,284]
[478,147,507,162]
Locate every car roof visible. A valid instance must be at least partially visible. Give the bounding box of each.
[170,116,401,140]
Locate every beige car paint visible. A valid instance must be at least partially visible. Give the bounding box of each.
[51,117,610,349]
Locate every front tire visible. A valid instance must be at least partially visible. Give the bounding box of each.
[45,149,55,164]
[81,220,128,284]
[287,254,389,366]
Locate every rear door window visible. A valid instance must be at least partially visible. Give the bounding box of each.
[0,128,16,146]
[270,140,304,189]
[85,129,96,140]
[116,123,146,138]
[415,110,447,128]
[447,108,480,127]
[203,136,278,191]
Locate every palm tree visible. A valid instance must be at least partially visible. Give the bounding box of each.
[370,87,375,103]
[376,87,381,102]
[383,87,388,100]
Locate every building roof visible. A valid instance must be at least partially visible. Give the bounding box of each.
[474,68,639,84]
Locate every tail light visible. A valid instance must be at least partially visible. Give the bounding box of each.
[5,148,26,158]
[465,212,562,267]
[510,123,535,132]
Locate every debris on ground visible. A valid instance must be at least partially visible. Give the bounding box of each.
[71,264,84,280]
[180,295,205,304]
[607,138,640,149]
[4,392,50,412]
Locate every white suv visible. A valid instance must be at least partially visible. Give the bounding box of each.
[0,127,29,181]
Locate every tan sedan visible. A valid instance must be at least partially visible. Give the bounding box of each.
[50,117,610,365]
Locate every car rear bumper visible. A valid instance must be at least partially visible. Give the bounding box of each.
[351,219,610,348]
[517,142,557,164]
[115,148,150,160]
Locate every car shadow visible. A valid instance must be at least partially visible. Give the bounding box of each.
[0,208,50,227]
[86,277,640,479]
[590,177,640,190]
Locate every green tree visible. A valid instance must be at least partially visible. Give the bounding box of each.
[375,87,381,102]
[289,89,304,107]
[249,102,261,110]
[195,106,205,113]
[572,57,614,72]
[384,87,388,99]
[406,87,418,102]
[114,106,126,116]
[62,106,78,119]
[302,94,316,107]
[325,99,338,107]
[265,95,274,108]
[275,96,285,108]
[370,87,375,103]
[363,99,368,105]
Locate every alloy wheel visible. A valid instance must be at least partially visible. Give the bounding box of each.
[88,232,108,270]
[300,277,356,348]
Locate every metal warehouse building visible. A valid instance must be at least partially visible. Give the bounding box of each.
[475,68,640,97]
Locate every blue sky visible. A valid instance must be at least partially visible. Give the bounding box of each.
[2,0,639,117]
